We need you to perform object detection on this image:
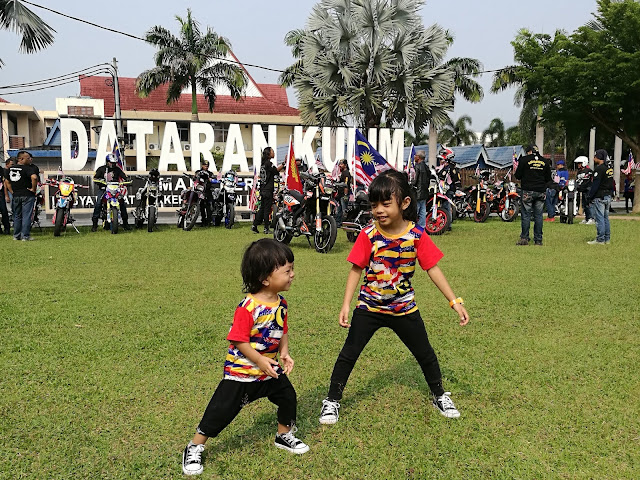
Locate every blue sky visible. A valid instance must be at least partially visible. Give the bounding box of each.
[0,0,596,131]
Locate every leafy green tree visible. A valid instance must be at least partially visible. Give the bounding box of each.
[0,0,55,67]
[404,129,429,146]
[136,9,247,119]
[481,118,506,147]
[439,115,476,146]
[505,126,526,146]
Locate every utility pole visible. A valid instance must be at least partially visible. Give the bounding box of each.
[0,112,5,162]
[112,57,123,141]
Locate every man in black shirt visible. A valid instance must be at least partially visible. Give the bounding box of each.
[412,150,431,228]
[515,145,552,246]
[194,159,216,226]
[252,147,284,234]
[587,149,614,245]
[91,154,130,231]
[335,159,352,226]
[6,151,38,241]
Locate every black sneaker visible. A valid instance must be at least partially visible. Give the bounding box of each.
[182,442,205,475]
[534,240,543,246]
[251,225,259,234]
[274,427,309,454]
[432,392,460,418]
[319,398,340,425]
[516,238,529,246]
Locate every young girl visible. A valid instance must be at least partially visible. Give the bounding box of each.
[182,239,308,476]
[319,170,469,425]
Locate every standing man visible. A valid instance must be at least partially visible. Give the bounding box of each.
[587,149,613,245]
[91,154,130,232]
[194,159,216,227]
[574,156,595,224]
[335,159,352,227]
[515,145,551,246]
[252,147,284,234]
[412,150,430,228]
[6,151,38,241]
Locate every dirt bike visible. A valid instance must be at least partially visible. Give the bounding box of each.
[558,179,578,224]
[95,179,132,234]
[469,170,491,223]
[47,177,88,236]
[487,169,520,222]
[342,186,372,242]
[176,171,213,231]
[273,171,338,253]
[132,175,161,232]
[30,182,45,231]
[212,170,245,228]
[424,166,454,235]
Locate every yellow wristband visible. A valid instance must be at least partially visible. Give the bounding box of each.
[449,297,464,308]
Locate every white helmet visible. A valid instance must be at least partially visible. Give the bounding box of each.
[574,156,588,167]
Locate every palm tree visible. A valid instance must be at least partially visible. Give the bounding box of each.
[404,129,429,146]
[282,0,455,130]
[481,118,506,147]
[0,0,55,67]
[136,9,247,120]
[439,115,476,146]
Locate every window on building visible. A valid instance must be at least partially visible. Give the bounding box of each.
[67,106,94,117]
[124,133,136,148]
[45,126,53,139]
[212,123,229,143]
[177,122,190,142]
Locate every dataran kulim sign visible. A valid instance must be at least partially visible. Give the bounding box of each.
[60,119,405,173]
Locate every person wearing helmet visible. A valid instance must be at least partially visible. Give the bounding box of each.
[515,144,552,246]
[195,159,216,227]
[587,149,613,244]
[574,156,594,224]
[436,148,460,231]
[91,153,129,232]
[544,159,569,222]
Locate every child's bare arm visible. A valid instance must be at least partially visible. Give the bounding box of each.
[232,341,279,378]
[339,265,363,328]
[426,265,470,326]
[278,333,294,375]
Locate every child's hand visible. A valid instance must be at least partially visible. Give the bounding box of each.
[339,305,351,328]
[280,354,294,375]
[453,304,470,326]
[256,356,280,378]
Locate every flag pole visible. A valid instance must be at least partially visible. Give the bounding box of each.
[285,135,291,180]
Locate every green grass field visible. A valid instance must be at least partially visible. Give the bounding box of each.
[2,218,639,479]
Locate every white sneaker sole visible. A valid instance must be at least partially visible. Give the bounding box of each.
[274,442,309,454]
[319,416,338,425]
[182,464,203,475]
[433,403,460,419]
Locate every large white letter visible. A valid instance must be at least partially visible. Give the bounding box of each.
[346,127,357,172]
[378,128,405,169]
[294,126,318,171]
[158,122,187,172]
[190,123,216,172]
[252,124,278,172]
[127,120,153,171]
[367,128,378,150]
[96,120,118,168]
[321,127,347,173]
[61,118,88,170]
[222,123,248,172]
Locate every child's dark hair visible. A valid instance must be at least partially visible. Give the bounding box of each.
[241,238,294,294]
[368,170,417,222]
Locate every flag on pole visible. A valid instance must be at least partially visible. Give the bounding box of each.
[248,166,259,212]
[285,137,303,192]
[112,140,125,171]
[512,147,518,171]
[405,144,416,184]
[354,129,394,188]
[315,154,325,172]
[331,158,341,181]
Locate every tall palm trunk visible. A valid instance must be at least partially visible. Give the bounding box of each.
[428,123,437,167]
[191,80,199,122]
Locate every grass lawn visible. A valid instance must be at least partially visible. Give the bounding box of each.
[1,217,639,479]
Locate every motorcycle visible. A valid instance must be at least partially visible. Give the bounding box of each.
[469,170,491,223]
[558,179,578,224]
[30,182,45,230]
[273,171,338,253]
[212,170,245,228]
[95,179,132,234]
[47,177,88,236]
[132,175,161,232]
[341,186,372,242]
[487,169,520,222]
[176,171,213,231]
[424,166,455,235]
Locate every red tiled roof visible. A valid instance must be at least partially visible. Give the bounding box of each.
[0,97,9,103]
[79,76,299,118]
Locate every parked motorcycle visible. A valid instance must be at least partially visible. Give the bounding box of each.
[558,179,578,224]
[273,171,338,253]
[212,170,245,228]
[47,177,88,236]
[94,179,132,234]
[470,170,491,223]
[341,186,372,242]
[487,169,520,222]
[424,166,454,235]
[176,171,212,231]
[30,182,45,230]
[133,170,161,232]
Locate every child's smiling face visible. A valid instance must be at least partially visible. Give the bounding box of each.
[264,261,295,292]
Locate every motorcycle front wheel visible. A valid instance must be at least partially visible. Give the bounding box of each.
[473,202,490,223]
[500,200,519,222]
[273,215,293,244]
[567,196,575,224]
[184,201,199,231]
[425,208,450,235]
[314,213,337,253]
[110,206,119,234]
[53,207,65,236]
[148,205,156,232]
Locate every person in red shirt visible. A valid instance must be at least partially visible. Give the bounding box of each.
[181,239,309,476]
[318,170,470,425]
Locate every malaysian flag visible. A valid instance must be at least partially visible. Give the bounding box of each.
[315,154,326,172]
[112,140,125,171]
[513,147,518,171]
[354,129,393,188]
[248,166,259,212]
[331,158,341,181]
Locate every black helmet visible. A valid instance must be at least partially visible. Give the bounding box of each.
[149,168,160,179]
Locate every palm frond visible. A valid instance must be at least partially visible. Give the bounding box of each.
[0,0,55,54]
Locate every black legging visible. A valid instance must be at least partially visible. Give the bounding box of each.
[253,190,274,229]
[327,308,444,401]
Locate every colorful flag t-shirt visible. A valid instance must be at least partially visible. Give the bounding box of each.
[347,222,443,315]
[224,295,288,382]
